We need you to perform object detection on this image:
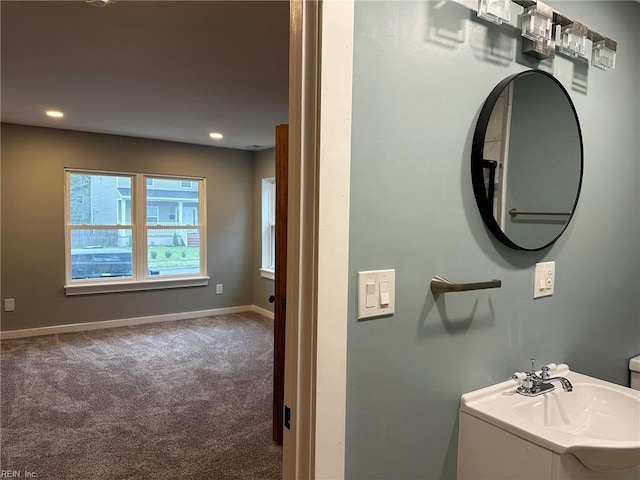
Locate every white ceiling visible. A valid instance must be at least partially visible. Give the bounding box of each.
[1,1,290,150]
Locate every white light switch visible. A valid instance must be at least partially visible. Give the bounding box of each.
[534,261,555,299]
[366,282,376,307]
[379,281,390,307]
[358,269,395,319]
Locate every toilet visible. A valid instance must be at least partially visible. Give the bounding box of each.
[630,355,640,390]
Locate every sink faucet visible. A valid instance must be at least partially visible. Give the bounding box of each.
[512,359,573,397]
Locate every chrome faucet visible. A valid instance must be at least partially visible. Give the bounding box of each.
[512,359,573,397]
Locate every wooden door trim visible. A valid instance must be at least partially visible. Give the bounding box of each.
[273,124,288,445]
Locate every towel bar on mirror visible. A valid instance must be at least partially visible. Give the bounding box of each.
[430,275,502,294]
[509,208,572,218]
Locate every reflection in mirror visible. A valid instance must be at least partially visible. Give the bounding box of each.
[472,70,583,251]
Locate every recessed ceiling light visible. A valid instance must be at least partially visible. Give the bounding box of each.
[209,132,223,140]
[85,0,117,7]
[46,110,64,118]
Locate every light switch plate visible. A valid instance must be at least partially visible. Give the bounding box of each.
[357,269,395,319]
[534,261,555,299]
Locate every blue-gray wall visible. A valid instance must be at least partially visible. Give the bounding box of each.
[346,2,640,478]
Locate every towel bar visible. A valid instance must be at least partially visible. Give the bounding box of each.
[430,275,502,294]
[509,208,572,218]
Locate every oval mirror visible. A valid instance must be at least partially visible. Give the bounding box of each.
[471,70,583,251]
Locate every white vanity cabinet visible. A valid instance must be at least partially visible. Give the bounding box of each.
[458,412,640,480]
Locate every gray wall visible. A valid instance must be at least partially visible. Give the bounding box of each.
[252,147,275,313]
[346,2,640,479]
[1,124,254,331]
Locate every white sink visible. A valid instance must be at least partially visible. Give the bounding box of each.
[513,383,639,441]
[460,364,640,473]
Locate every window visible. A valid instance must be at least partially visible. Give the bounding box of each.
[65,170,207,295]
[180,180,192,188]
[147,206,159,224]
[261,177,276,279]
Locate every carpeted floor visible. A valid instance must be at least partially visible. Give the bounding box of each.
[0,312,282,480]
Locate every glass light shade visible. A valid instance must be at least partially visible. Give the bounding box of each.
[477,0,511,25]
[521,6,553,44]
[558,23,587,58]
[591,39,616,71]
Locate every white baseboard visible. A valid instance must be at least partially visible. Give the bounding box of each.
[252,304,274,320]
[0,305,273,340]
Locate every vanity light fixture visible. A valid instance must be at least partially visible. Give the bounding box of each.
[477,0,511,25]
[484,0,618,70]
[209,132,223,140]
[520,2,553,45]
[558,21,588,58]
[46,110,64,118]
[591,37,617,71]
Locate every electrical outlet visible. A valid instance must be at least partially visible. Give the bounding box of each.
[215,284,223,295]
[534,261,555,299]
[284,405,291,430]
[4,298,15,312]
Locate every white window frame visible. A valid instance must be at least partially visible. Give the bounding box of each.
[64,169,208,295]
[260,177,276,280]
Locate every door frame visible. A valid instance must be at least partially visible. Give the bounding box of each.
[283,0,354,478]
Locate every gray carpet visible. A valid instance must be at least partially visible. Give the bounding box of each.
[0,312,282,479]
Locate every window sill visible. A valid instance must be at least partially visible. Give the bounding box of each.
[260,268,275,280]
[65,276,210,296]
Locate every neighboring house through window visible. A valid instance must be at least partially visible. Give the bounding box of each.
[261,177,276,279]
[65,170,208,295]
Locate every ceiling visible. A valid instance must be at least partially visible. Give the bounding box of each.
[0,1,290,151]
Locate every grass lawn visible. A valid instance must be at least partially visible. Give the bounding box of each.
[148,246,199,268]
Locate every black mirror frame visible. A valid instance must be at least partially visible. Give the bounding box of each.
[471,69,584,251]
